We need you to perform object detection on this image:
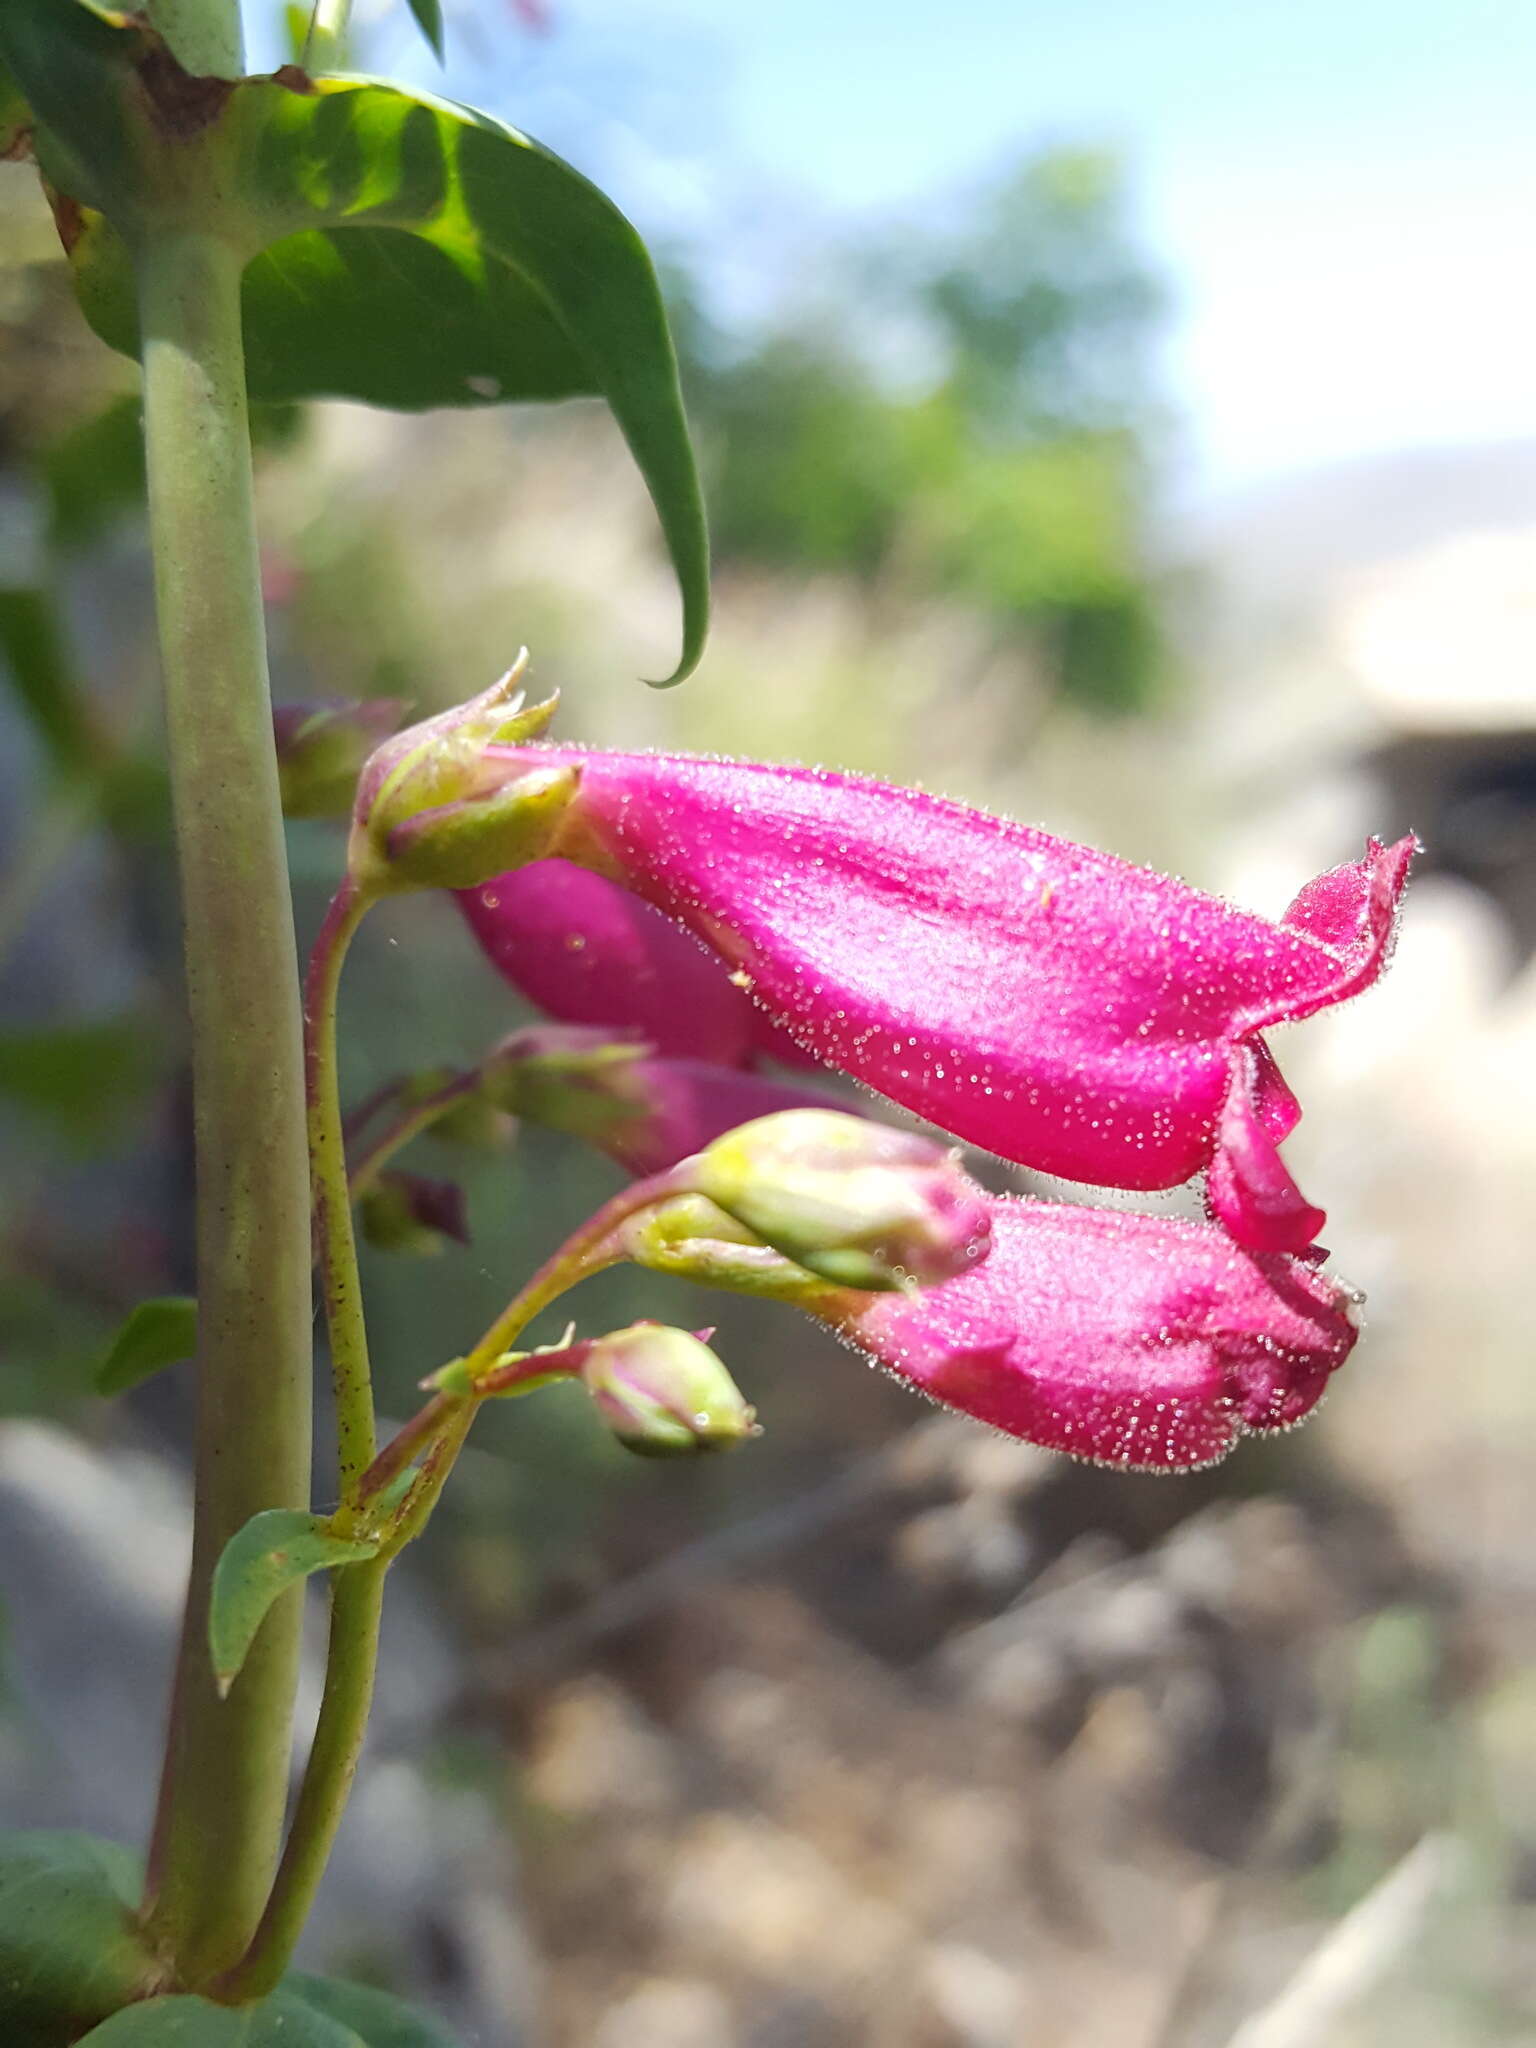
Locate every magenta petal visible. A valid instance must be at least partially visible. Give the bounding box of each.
[1207,1045,1327,1254]
[1279,836,1415,1000]
[458,860,758,1066]
[827,1196,1357,1471]
[482,744,1412,1247]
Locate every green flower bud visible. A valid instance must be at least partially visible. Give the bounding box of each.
[618,1193,834,1303]
[579,1322,758,1457]
[357,1171,469,1257]
[347,654,575,894]
[688,1109,991,1292]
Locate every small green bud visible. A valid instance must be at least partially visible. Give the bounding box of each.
[347,654,574,894]
[357,1171,469,1256]
[481,1025,651,1144]
[688,1109,992,1291]
[579,1322,758,1457]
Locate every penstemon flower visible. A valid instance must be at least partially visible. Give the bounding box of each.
[461,736,1413,1253]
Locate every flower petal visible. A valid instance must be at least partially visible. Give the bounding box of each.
[824,1195,1357,1471]
[460,859,759,1065]
[480,743,1411,1247]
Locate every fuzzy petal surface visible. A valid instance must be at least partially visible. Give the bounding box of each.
[481,745,1412,1250]
[825,1195,1358,1470]
[460,859,759,1065]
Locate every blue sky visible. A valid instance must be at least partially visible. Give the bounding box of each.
[271,0,1536,502]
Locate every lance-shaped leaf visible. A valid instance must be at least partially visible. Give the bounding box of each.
[94,1295,197,1398]
[209,1510,379,1697]
[0,0,708,682]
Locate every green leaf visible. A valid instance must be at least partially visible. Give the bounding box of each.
[60,72,709,681]
[78,1992,363,2045]
[0,51,29,156]
[0,1830,155,2045]
[0,1017,159,1147]
[42,392,147,553]
[403,0,445,63]
[0,0,149,222]
[209,1510,379,1696]
[286,1974,463,2047]
[0,586,94,779]
[94,1296,197,1398]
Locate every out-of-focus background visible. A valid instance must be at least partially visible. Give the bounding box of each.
[3,2,1535,2041]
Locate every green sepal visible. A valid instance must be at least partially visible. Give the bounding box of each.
[208,1510,379,1697]
[0,1830,157,2045]
[379,762,579,891]
[94,1295,197,1397]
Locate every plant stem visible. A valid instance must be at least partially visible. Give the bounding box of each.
[223,1397,472,2003]
[224,1176,673,1994]
[459,1167,685,1378]
[302,0,355,71]
[215,878,385,2001]
[136,229,313,1986]
[219,1557,385,2002]
[348,1066,482,1199]
[306,879,378,1490]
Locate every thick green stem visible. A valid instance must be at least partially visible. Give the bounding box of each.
[137,230,313,1986]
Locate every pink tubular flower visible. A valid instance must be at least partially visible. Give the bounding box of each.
[459,859,810,1069]
[464,742,1413,1254]
[819,1195,1359,1471]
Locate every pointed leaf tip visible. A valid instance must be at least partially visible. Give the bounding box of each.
[209,1510,378,1696]
[405,0,446,60]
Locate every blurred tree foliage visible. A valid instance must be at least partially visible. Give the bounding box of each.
[676,148,1168,715]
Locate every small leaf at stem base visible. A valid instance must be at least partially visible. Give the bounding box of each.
[0,1830,156,2044]
[76,1992,359,2043]
[209,1511,379,1697]
[286,1973,464,2045]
